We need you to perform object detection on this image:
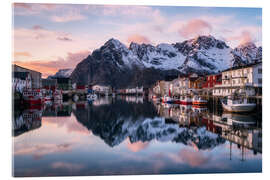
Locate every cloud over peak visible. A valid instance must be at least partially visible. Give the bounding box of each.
[127,34,151,45]
[178,19,212,38]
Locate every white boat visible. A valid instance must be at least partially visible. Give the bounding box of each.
[87,94,97,101]
[192,96,207,106]
[221,97,256,113]
[221,113,256,126]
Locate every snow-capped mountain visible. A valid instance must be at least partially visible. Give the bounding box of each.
[70,35,262,88]
[174,35,233,74]
[231,42,262,66]
[49,68,73,78]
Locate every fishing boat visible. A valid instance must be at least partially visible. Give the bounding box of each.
[192,96,207,106]
[22,89,43,105]
[221,96,256,113]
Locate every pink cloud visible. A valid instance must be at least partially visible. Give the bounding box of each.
[14,50,90,77]
[14,51,32,57]
[227,30,254,45]
[127,34,151,45]
[178,148,210,167]
[13,3,59,15]
[178,19,212,38]
[14,143,72,160]
[50,12,86,22]
[127,140,150,152]
[13,3,32,10]
[32,25,44,30]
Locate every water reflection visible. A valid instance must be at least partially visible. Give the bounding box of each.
[13,97,262,176]
[13,109,42,137]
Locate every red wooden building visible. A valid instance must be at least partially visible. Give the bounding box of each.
[202,74,222,88]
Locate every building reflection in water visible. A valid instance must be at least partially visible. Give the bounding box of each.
[154,101,262,157]
[13,108,43,137]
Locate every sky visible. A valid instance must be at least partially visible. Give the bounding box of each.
[12,3,262,77]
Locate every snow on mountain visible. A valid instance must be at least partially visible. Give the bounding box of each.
[174,35,233,74]
[49,68,73,78]
[231,42,262,66]
[70,35,262,88]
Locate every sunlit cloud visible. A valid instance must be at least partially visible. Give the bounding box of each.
[57,36,73,41]
[127,34,152,45]
[178,19,212,38]
[50,11,87,22]
[13,3,32,10]
[13,50,90,77]
[14,27,72,41]
[127,140,150,152]
[14,51,32,57]
[224,26,261,47]
[178,148,210,167]
[227,30,254,45]
[14,143,73,160]
[13,3,60,16]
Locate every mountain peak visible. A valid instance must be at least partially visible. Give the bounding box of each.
[186,35,229,50]
[104,38,127,49]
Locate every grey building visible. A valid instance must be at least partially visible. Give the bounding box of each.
[13,64,42,89]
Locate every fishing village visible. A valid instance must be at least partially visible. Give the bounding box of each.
[12,61,262,155]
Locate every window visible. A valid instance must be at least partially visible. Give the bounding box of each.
[258,68,262,74]
[258,78,262,84]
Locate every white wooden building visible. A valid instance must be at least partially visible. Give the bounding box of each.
[213,62,262,96]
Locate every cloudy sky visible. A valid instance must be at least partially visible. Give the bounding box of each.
[12,3,262,77]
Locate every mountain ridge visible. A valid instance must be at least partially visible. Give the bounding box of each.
[53,35,261,88]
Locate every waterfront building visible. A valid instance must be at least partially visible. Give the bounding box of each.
[202,74,222,89]
[13,64,42,89]
[213,62,262,97]
[50,77,71,90]
[76,84,87,93]
[42,78,57,91]
[12,72,32,93]
[92,84,111,94]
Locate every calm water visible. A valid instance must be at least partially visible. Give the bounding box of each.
[12,96,262,177]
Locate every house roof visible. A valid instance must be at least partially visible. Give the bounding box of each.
[222,61,262,73]
[13,72,30,80]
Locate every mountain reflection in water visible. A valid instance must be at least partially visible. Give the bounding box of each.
[13,96,262,176]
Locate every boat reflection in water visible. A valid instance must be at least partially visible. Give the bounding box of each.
[13,97,262,177]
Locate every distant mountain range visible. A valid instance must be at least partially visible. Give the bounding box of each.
[50,35,262,88]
